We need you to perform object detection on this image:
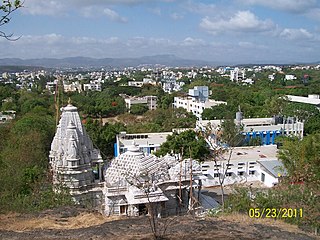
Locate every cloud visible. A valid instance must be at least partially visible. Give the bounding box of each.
[22,0,175,16]
[238,0,317,13]
[200,11,275,34]
[22,1,65,16]
[170,12,183,20]
[181,37,205,46]
[306,8,320,21]
[279,28,313,40]
[103,8,127,23]
[184,1,217,15]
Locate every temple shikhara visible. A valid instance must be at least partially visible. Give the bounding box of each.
[49,102,104,206]
[49,103,207,216]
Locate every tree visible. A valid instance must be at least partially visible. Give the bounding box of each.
[130,103,149,115]
[85,119,126,158]
[200,118,244,210]
[278,134,320,187]
[0,0,22,40]
[155,130,209,162]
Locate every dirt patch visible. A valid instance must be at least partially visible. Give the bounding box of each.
[0,208,318,240]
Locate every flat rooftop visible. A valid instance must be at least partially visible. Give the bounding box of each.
[118,132,172,147]
[221,145,278,162]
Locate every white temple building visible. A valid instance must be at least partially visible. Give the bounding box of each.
[49,102,104,206]
[103,143,204,216]
[50,103,210,216]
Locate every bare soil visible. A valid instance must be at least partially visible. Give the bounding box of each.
[0,207,318,240]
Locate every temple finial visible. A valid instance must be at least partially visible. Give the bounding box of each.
[68,97,72,105]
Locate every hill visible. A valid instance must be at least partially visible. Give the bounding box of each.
[0,55,213,69]
[0,207,317,240]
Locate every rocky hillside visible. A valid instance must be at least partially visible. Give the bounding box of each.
[0,207,318,240]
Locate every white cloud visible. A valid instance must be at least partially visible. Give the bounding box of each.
[184,1,217,15]
[238,0,317,13]
[200,11,275,34]
[1,33,319,64]
[22,0,175,16]
[170,12,183,20]
[280,28,313,40]
[22,1,65,16]
[181,37,205,46]
[103,8,127,23]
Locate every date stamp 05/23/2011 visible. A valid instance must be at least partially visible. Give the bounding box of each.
[248,208,303,219]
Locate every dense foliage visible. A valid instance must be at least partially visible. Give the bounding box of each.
[155,130,210,161]
[0,90,73,212]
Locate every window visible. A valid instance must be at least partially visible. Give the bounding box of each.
[120,205,127,214]
[238,162,245,166]
[238,171,245,176]
[213,173,220,178]
[249,170,256,175]
[261,173,265,182]
[226,163,234,167]
[225,172,233,177]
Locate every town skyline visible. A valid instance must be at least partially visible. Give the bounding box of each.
[0,0,320,64]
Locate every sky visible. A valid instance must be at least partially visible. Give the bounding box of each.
[0,0,320,64]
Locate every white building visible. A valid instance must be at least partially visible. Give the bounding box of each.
[230,67,245,82]
[128,81,144,87]
[286,94,320,108]
[83,81,102,91]
[115,131,173,157]
[0,110,16,123]
[49,102,105,205]
[285,74,297,81]
[104,143,204,216]
[173,86,227,119]
[123,95,157,111]
[201,145,285,188]
[50,104,210,216]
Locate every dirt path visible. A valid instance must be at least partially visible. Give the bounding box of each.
[0,207,318,240]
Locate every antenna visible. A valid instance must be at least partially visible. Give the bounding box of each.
[55,77,61,126]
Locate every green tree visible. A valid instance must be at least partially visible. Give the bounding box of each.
[155,130,209,161]
[278,134,320,187]
[85,119,126,158]
[130,104,149,115]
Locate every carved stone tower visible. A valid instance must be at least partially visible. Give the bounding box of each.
[49,103,104,204]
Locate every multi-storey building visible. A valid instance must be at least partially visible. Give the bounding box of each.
[201,145,284,188]
[123,95,157,111]
[173,86,226,119]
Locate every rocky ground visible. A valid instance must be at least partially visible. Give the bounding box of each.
[0,207,318,240]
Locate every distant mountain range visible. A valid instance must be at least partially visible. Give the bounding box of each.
[0,55,214,69]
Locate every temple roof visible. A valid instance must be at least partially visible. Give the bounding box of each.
[50,103,102,169]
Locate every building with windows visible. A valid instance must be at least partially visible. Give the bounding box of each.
[104,143,204,216]
[114,131,172,157]
[201,145,285,188]
[0,110,16,123]
[197,115,304,146]
[50,103,208,216]
[122,95,157,111]
[173,86,226,119]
